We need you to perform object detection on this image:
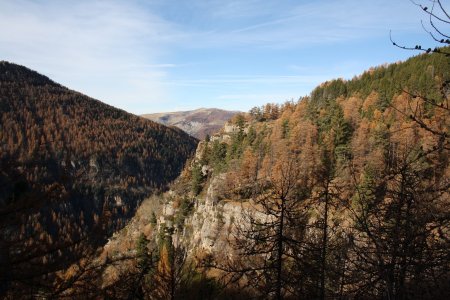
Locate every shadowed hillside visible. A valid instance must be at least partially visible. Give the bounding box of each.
[0,61,198,297]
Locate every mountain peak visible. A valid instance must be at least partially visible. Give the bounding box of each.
[142,108,240,139]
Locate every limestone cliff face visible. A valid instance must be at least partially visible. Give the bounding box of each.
[183,175,238,253]
[156,120,262,258]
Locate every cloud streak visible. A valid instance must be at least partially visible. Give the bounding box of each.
[158,75,330,88]
[169,0,424,49]
[0,0,181,113]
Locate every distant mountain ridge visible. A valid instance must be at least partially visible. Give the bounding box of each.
[142,108,239,139]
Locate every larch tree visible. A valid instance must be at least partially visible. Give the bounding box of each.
[210,140,312,299]
[346,141,449,299]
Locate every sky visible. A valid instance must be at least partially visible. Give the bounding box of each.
[0,0,442,114]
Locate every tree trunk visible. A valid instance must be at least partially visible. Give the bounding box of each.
[320,182,329,300]
[276,198,285,300]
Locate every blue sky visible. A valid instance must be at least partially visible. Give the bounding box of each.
[0,0,441,114]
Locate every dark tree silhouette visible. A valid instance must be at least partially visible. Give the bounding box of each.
[206,148,312,299]
[346,145,450,299]
[390,0,449,56]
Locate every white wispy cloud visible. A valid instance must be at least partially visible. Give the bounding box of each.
[175,0,424,49]
[160,75,327,87]
[195,0,277,20]
[0,0,181,113]
[216,93,300,102]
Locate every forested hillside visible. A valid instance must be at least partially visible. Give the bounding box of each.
[102,50,449,299]
[0,61,198,297]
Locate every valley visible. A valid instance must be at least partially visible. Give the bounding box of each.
[2,0,449,298]
[0,27,449,300]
